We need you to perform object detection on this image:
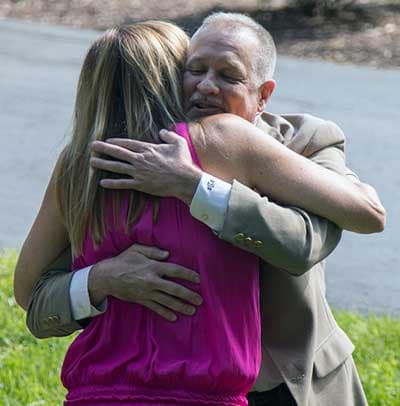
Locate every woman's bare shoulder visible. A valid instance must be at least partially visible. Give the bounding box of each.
[187,114,255,184]
[197,113,249,136]
[189,114,252,151]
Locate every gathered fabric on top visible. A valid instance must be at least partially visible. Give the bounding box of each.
[61,123,261,406]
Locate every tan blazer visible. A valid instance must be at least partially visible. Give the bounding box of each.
[26,113,367,405]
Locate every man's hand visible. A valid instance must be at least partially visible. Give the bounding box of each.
[89,244,203,322]
[90,130,202,205]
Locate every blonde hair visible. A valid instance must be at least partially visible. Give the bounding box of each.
[57,21,189,256]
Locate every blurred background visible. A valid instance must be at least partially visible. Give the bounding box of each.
[1,0,399,67]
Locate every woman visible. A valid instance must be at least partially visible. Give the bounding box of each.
[17,22,259,406]
[14,21,382,405]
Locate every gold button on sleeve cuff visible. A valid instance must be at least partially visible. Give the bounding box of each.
[234,232,245,241]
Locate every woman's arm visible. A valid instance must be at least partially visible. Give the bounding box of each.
[193,114,385,234]
[14,154,69,310]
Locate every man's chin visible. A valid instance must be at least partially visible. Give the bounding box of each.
[187,106,224,119]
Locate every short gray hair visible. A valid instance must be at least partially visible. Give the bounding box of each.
[194,12,277,84]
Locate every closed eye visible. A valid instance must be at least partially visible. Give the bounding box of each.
[221,73,241,83]
[185,67,204,75]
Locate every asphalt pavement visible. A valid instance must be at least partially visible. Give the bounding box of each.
[0,19,399,315]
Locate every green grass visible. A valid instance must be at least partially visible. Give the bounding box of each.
[0,251,74,405]
[1,251,399,405]
[334,310,400,405]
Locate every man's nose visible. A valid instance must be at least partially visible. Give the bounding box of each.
[197,75,219,95]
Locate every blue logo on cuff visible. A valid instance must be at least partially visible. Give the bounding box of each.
[207,179,216,191]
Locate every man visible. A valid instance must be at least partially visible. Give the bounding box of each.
[23,13,384,405]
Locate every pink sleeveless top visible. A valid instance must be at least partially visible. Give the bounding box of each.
[61,123,261,406]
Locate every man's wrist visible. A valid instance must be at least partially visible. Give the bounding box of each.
[189,172,231,232]
[88,261,109,306]
[174,166,202,206]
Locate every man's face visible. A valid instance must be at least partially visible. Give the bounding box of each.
[183,26,267,122]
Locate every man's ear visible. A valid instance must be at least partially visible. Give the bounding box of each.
[257,79,275,113]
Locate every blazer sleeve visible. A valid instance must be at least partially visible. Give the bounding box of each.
[219,119,356,275]
[26,246,88,339]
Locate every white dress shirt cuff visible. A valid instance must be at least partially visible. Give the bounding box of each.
[190,172,231,233]
[70,266,107,320]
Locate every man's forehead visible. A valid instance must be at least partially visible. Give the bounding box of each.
[187,46,245,68]
[187,27,255,64]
